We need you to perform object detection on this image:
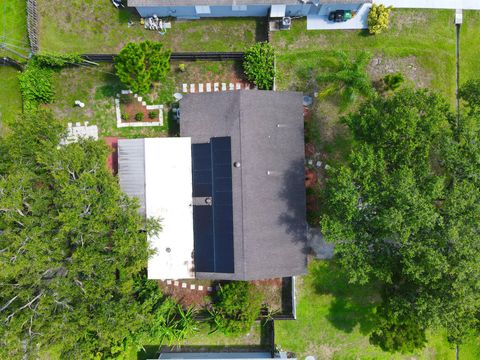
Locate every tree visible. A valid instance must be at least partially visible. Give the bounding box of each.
[209,282,263,335]
[320,89,480,350]
[0,110,172,359]
[459,79,480,116]
[368,4,393,35]
[115,41,171,94]
[243,42,275,90]
[317,51,374,109]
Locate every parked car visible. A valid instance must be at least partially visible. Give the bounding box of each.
[328,10,352,22]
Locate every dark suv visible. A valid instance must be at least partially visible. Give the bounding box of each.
[328,10,352,22]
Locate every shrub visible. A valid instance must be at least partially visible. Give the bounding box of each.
[135,112,144,121]
[370,309,427,353]
[148,110,158,119]
[243,42,275,90]
[18,65,54,111]
[119,94,132,104]
[459,79,480,115]
[383,72,404,92]
[209,282,263,335]
[121,112,129,121]
[178,63,186,72]
[115,41,171,95]
[32,53,83,68]
[368,4,392,35]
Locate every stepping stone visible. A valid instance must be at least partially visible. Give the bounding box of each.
[207,286,213,292]
[142,101,146,106]
[206,83,212,92]
[214,83,219,92]
[174,281,179,286]
[190,84,195,93]
[236,83,242,90]
[137,96,143,102]
[244,83,250,90]
[221,83,227,91]
[190,284,196,290]
[166,280,172,285]
[198,285,204,291]
[182,84,188,93]
[229,83,234,91]
[198,83,204,93]
[181,283,187,288]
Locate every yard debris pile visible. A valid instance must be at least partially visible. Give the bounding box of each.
[142,15,171,34]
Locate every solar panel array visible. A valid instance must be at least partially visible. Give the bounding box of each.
[191,137,234,273]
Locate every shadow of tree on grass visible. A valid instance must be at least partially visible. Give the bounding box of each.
[309,260,380,335]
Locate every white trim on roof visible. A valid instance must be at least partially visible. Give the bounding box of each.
[270,4,286,17]
[144,138,195,280]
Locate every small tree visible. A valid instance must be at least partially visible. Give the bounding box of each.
[209,282,263,335]
[243,42,275,90]
[368,4,392,35]
[135,112,144,121]
[459,79,480,116]
[115,41,171,95]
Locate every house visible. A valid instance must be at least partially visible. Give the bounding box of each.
[127,0,369,19]
[118,91,307,281]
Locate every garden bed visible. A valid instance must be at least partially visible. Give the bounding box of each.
[158,277,295,318]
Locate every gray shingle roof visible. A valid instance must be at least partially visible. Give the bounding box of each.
[181,91,307,280]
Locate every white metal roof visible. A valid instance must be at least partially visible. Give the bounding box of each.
[143,138,195,280]
[118,138,195,280]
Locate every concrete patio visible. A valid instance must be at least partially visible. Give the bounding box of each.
[307,3,371,31]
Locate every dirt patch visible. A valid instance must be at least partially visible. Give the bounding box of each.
[367,55,432,89]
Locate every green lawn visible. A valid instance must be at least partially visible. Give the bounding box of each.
[0,0,29,59]
[38,0,263,53]
[276,260,480,360]
[271,9,458,102]
[0,67,22,132]
[459,11,480,86]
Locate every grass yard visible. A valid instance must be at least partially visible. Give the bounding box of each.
[459,11,480,86]
[275,260,480,360]
[37,0,264,53]
[47,64,173,138]
[135,322,271,360]
[272,9,457,101]
[0,0,29,59]
[0,67,22,133]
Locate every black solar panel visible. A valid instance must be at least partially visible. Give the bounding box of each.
[191,137,234,274]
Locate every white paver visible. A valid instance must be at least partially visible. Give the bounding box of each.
[190,84,196,93]
[182,282,187,288]
[166,280,172,285]
[174,281,179,286]
[182,84,188,93]
[198,285,204,291]
[221,83,227,91]
[214,83,219,92]
[199,83,204,93]
[229,83,234,91]
[190,284,196,290]
[206,83,212,92]
[236,83,242,90]
[244,83,250,90]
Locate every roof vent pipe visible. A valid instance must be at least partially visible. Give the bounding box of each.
[233,161,241,168]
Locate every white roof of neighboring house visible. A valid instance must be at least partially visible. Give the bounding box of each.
[118,138,195,280]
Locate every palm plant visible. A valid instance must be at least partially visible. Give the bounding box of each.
[317,51,374,109]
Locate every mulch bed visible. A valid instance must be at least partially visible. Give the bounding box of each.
[120,95,159,123]
[159,278,284,312]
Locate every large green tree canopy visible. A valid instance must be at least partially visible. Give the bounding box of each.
[320,88,480,349]
[0,111,165,359]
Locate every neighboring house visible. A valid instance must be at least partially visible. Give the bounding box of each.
[127,0,370,19]
[118,91,307,281]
